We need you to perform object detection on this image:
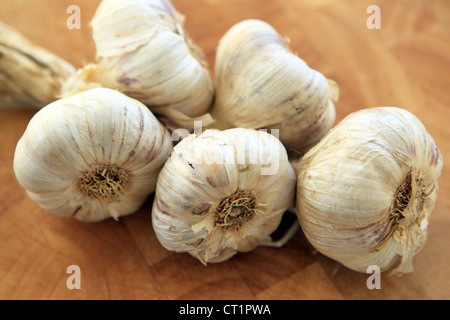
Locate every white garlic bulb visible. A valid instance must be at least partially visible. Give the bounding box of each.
[60,0,214,131]
[13,87,172,222]
[209,19,339,156]
[293,107,443,275]
[152,128,296,264]
[0,21,75,108]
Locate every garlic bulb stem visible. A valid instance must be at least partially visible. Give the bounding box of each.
[260,207,300,248]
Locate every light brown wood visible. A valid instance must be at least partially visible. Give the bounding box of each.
[1,0,449,300]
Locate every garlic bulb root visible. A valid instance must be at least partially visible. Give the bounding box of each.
[75,164,128,203]
[152,128,297,264]
[209,19,338,155]
[13,87,172,222]
[0,21,75,108]
[293,107,443,276]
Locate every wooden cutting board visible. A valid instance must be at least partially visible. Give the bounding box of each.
[1,0,449,300]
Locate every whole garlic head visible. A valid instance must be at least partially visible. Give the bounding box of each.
[152,128,296,264]
[13,88,172,222]
[293,107,443,276]
[209,19,339,156]
[60,0,214,131]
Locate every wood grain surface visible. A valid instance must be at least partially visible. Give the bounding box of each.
[1,0,449,300]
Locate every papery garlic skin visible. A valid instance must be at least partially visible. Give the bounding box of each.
[152,128,296,264]
[293,107,443,276]
[13,88,172,222]
[0,21,75,108]
[210,19,338,156]
[60,0,214,131]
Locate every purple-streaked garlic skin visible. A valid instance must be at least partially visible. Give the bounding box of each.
[209,19,339,156]
[293,107,443,276]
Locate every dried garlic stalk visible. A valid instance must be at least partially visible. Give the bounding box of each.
[0,21,75,108]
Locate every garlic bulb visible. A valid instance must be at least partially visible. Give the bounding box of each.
[152,128,296,264]
[0,21,75,108]
[13,87,172,222]
[60,0,214,131]
[293,107,443,275]
[209,19,339,156]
